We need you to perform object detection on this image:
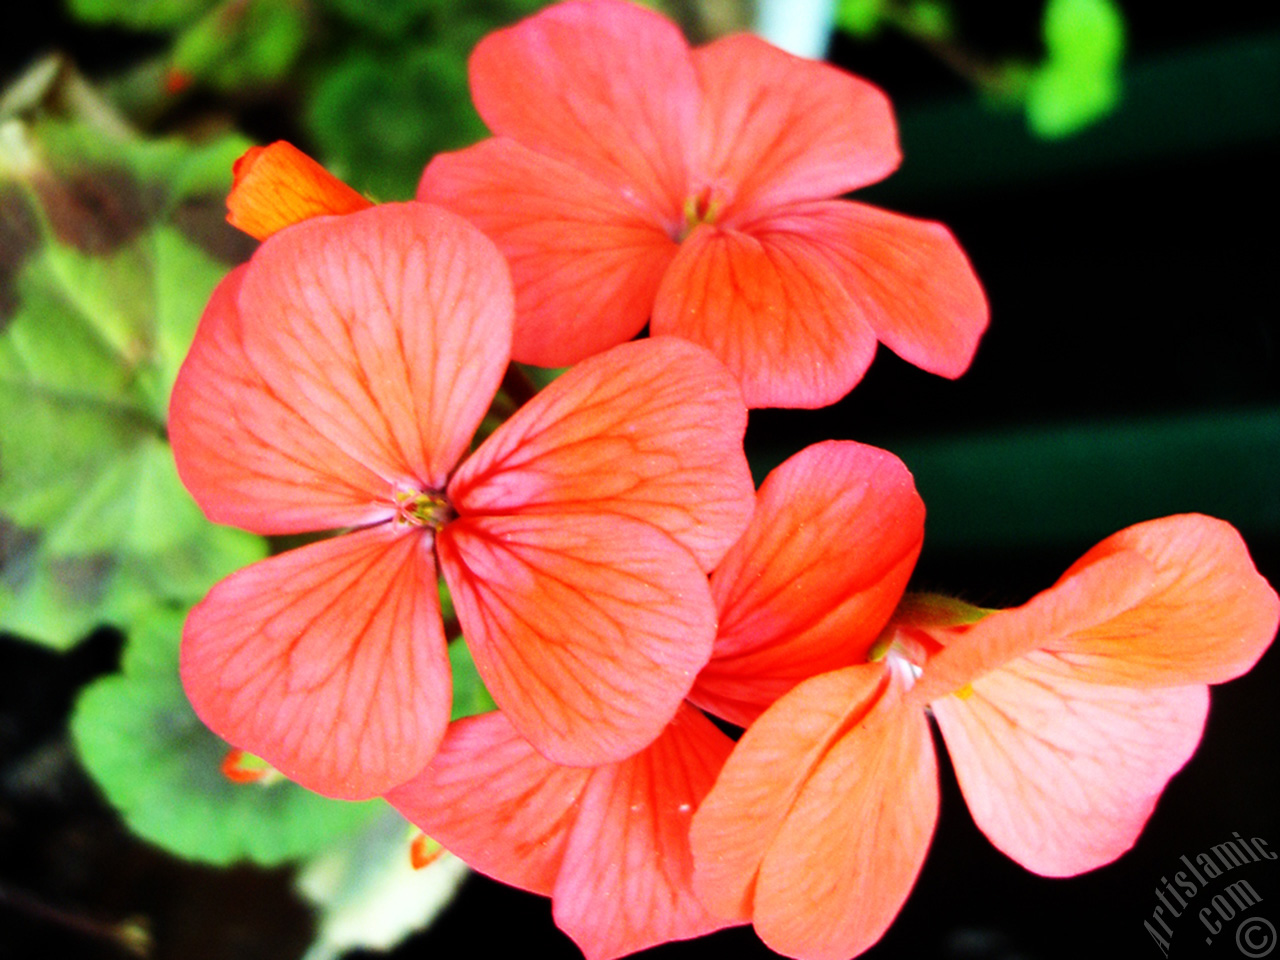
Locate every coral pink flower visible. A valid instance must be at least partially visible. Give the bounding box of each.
[386,704,746,960]
[687,443,1279,959]
[169,200,754,800]
[418,0,989,409]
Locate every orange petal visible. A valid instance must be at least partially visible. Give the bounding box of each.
[437,513,716,766]
[170,267,394,535]
[386,712,591,895]
[181,526,449,800]
[652,224,878,409]
[932,651,1209,876]
[753,676,937,960]
[552,704,743,960]
[419,138,677,367]
[1051,514,1280,686]
[468,0,697,224]
[911,549,1156,704]
[761,200,988,379]
[694,35,899,220]
[227,142,372,241]
[691,663,892,921]
[173,204,514,530]
[691,441,923,727]
[450,337,753,572]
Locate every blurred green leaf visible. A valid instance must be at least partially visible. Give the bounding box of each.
[172,0,307,91]
[449,640,497,721]
[307,44,484,199]
[1026,0,1125,138]
[1042,0,1124,66]
[71,609,383,866]
[297,810,470,960]
[835,0,885,37]
[1025,58,1120,138]
[0,120,260,648]
[66,0,218,30]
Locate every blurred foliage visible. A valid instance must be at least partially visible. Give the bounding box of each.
[0,109,266,648]
[835,0,1126,139]
[71,609,385,866]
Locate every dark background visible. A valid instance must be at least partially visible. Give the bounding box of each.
[2,3,1278,959]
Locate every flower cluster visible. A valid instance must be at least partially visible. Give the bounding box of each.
[168,1,1279,959]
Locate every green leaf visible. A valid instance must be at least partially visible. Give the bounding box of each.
[71,609,383,866]
[0,120,258,648]
[66,0,218,31]
[835,0,885,37]
[1026,0,1125,138]
[172,0,308,92]
[1042,0,1125,67]
[296,811,470,960]
[307,45,485,200]
[449,640,497,721]
[1025,57,1120,138]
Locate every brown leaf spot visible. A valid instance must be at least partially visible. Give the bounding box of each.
[172,194,257,265]
[0,187,41,329]
[33,167,151,256]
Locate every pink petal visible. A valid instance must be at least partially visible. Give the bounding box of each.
[760,200,988,378]
[691,441,923,727]
[386,712,591,895]
[450,337,753,572]
[931,651,1209,876]
[691,663,891,921]
[553,704,744,960]
[693,35,899,220]
[652,225,878,409]
[180,525,449,799]
[419,138,677,368]
[1052,514,1280,687]
[170,267,392,534]
[231,203,514,494]
[437,512,717,766]
[468,0,697,225]
[911,549,1157,704]
[753,677,937,960]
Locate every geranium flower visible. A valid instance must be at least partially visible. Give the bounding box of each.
[417,0,988,409]
[686,443,1279,959]
[386,704,746,960]
[169,198,755,800]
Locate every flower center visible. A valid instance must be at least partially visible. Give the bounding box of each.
[392,486,454,529]
[678,182,730,240]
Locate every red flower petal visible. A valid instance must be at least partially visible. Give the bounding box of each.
[693,35,899,220]
[437,513,717,766]
[226,141,372,241]
[911,549,1156,704]
[693,664,936,960]
[553,704,743,960]
[760,200,988,379]
[931,651,1209,876]
[1051,514,1280,687]
[450,337,753,573]
[468,0,697,225]
[652,225,878,409]
[386,712,591,895]
[753,678,936,960]
[419,138,677,367]
[170,267,393,534]
[181,526,449,799]
[233,203,513,493]
[388,706,742,960]
[691,441,923,727]
[691,663,890,920]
